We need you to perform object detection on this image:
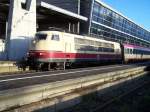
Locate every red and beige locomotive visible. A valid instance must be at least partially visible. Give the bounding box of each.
[27,31,150,70]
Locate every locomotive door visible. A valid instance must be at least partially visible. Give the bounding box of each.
[65,43,71,59]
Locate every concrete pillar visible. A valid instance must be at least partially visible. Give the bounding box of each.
[6,0,36,60]
[77,0,80,34]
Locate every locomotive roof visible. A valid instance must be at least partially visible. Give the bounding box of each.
[36,31,120,45]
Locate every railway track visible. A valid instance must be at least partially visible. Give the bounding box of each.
[0,62,148,76]
[0,64,125,77]
[0,63,149,91]
[1,61,149,73]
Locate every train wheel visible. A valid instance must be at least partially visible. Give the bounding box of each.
[47,63,51,71]
[36,63,42,71]
[65,62,73,69]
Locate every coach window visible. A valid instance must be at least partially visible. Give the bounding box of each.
[133,49,136,54]
[124,48,128,53]
[131,49,133,54]
[51,34,60,41]
[127,48,130,54]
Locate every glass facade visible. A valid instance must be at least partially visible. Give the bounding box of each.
[90,1,150,47]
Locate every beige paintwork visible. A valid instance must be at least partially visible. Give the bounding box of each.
[30,31,121,56]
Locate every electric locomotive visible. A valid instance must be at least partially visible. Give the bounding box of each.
[27,31,122,70]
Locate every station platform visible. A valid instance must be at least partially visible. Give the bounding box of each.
[0,61,23,73]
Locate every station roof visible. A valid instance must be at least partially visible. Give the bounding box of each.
[39,2,88,22]
[0,0,88,22]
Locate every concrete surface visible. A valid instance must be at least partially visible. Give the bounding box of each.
[0,66,148,111]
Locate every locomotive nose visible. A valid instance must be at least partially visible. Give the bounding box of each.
[28,51,47,58]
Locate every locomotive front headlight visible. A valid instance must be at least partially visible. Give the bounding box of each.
[39,52,44,56]
[39,53,43,56]
[32,40,36,44]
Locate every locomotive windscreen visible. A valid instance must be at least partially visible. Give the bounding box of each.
[36,33,47,40]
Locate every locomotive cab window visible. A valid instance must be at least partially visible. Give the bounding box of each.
[36,34,47,40]
[51,34,60,41]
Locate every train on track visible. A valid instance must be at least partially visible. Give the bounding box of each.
[27,31,150,70]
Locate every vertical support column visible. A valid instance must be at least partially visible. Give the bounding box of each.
[68,22,71,32]
[77,0,80,34]
[88,0,95,35]
[6,0,36,60]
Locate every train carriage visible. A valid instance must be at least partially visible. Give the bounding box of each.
[123,44,150,63]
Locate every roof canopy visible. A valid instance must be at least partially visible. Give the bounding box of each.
[0,0,88,22]
[39,1,88,22]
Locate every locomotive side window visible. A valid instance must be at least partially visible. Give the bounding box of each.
[74,38,115,53]
[75,38,84,44]
[51,35,60,41]
[36,34,47,40]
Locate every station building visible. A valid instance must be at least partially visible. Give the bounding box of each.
[0,0,150,60]
[86,0,150,47]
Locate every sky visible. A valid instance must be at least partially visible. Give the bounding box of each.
[101,0,150,31]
